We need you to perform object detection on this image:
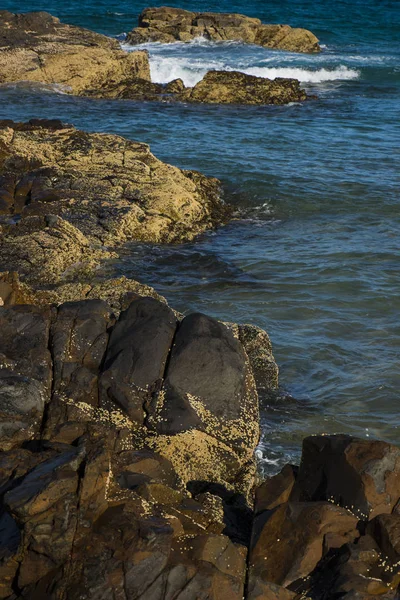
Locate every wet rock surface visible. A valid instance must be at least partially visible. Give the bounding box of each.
[0,10,150,96]
[127,6,321,53]
[0,120,228,285]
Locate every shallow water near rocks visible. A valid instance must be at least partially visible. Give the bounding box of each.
[1,0,399,474]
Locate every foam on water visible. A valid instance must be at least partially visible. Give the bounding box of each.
[146,55,360,86]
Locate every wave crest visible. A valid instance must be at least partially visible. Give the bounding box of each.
[147,56,360,86]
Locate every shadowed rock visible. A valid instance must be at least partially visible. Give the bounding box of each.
[127,7,320,53]
[99,297,178,424]
[290,434,400,520]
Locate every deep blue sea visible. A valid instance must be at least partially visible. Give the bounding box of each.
[1,0,399,472]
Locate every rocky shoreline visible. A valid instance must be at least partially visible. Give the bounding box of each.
[0,10,312,106]
[0,283,400,599]
[127,7,321,53]
[0,8,398,600]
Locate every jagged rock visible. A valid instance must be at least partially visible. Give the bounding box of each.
[0,10,150,96]
[1,296,400,598]
[0,120,228,285]
[293,535,400,599]
[238,323,279,389]
[127,7,320,53]
[290,435,400,520]
[254,463,296,514]
[247,579,296,600]
[0,305,52,450]
[180,71,309,105]
[249,501,359,587]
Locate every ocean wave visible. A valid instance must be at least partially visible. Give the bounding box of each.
[147,55,360,86]
[245,65,360,83]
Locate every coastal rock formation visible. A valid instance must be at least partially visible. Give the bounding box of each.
[247,435,400,599]
[0,10,150,95]
[0,292,265,599]
[0,288,397,599]
[0,292,399,600]
[90,70,309,106]
[0,119,228,284]
[181,71,308,105]
[127,7,321,53]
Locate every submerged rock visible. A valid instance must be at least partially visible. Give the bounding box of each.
[127,6,321,53]
[180,70,309,105]
[0,10,150,96]
[0,120,228,285]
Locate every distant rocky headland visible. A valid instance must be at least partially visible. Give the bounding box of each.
[0,10,312,105]
[127,6,321,53]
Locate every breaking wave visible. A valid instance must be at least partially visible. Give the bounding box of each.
[146,55,360,86]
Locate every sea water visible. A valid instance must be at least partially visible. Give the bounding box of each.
[1,0,399,473]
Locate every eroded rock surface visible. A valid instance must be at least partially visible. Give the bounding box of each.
[0,289,399,598]
[0,294,267,599]
[0,10,150,95]
[247,435,400,600]
[181,70,309,105]
[127,7,321,53]
[0,120,228,284]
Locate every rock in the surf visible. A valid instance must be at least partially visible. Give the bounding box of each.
[180,71,309,105]
[0,10,150,96]
[127,7,320,53]
[0,119,229,284]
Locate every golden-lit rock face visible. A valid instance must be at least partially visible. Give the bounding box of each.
[0,119,229,285]
[127,6,321,53]
[0,10,150,95]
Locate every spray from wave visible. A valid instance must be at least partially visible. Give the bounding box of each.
[148,55,360,86]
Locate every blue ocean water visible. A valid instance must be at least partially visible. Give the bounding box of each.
[1,0,399,472]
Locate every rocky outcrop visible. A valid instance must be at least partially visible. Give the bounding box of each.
[0,284,398,598]
[247,434,400,599]
[180,71,309,105]
[127,7,321,53]
[0,120,229,285]
[0,10,150,95]
[0,290,272,599]
[91,71,310,106]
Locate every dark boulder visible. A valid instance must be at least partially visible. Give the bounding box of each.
[99,297,178,424]
[290,434,400,520]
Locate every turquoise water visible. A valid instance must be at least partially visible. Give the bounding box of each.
[1,0,399,472]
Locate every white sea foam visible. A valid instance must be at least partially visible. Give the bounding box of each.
[245,65,360,83]
[147,55,360,86]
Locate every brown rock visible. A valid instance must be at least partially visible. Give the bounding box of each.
[295,535,400,599]
[367,513,400,564]
[127,7,320,53]
[254,464,296,514]
[249,501,359,587]
[247,578,296,600]
[181,71,309,105]
[0,10,150,96]
[291,434,400,520]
